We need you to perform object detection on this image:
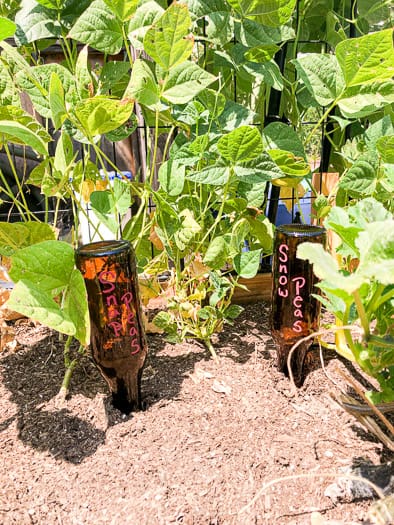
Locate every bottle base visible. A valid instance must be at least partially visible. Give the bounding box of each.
[277,341,310,387]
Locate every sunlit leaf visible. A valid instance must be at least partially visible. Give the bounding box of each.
[218,126,263,164]
[0,16,16,40]
[161,61,216,104]
[0,120,48,155]
[233,249,262,278]
[292,53,345,106]
[203,236,228,269]
[74,96,134,137]
[143,2,193,70]
[336,28,394,88]
[69,0,123,54]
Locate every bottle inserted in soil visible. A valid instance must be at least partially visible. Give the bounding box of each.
[270,224,326,386]
[76,240,147,414]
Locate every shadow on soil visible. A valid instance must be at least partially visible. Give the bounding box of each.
[1,305,267,462]
[0,331,108,463]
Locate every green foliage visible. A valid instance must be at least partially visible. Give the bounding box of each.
[8,240,90,346]
[0,0,393,366]
[298,198,394,403]
[0,221,55,256]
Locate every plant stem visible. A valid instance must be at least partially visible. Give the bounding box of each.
[195,177,231,254]
[205,338,219,361]
[4,143,33,221]
[122,24,134,66]
[58,338,85,399]
[353,289,370,339]
[365,283,386,316]
[373,287,394,311]
[149,109,160,187]
[304,99,338,146]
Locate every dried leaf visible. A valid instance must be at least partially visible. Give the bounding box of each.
[188,365,214,384]
[212,379,232,395]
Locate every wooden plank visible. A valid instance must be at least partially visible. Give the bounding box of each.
[232,273,272,304]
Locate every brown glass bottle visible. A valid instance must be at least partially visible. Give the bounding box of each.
[76,240,147,414]
[270,224,326,386]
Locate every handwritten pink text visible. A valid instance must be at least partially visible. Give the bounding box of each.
[277,243,306,333]
[99,270,140,355]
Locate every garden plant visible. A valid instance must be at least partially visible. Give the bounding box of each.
[0,0,392,407]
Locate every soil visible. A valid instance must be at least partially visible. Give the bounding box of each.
[0,302,392,525]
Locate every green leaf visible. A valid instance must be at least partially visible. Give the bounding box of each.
[0,16,16,40]
[14,0,62,43]
[186,166,230,186]
[153,310,177,333]
[0,120,48,155]
[233,249,262,278]
[35,0,62,8]
[0,222,55,257]
[187,0,229,19]
[7,280,75,335]
[365,115,394,151]
[339,154,379,197]
[292,54,345,106]
[74,96,134,137]
[125,59,160,108]
[53,131,74,173]
[230,218,250,254]
[248,216,274,252]
[262,121,306,159]
[158,159,185,196]
[173,209,201,251]
[105,119,137,143]
[15,63,77,118]
[234,151,283,183]
[205,11,234,45]
[218,100,257,131]
[0,61,19,106]
[245,44,280,63]
[8,266,89,346]
[227,0,296,27]
[357,0,391,26]
[198,89,226,119]
[161,61,217,104]
[75,45,92,98]
[356,221,394,285]
[143,2,193,71]
[89,191,119,234]
[127,0,164,49]
[238,181,267,207]
[223,304,244,320]
[217,126,263,164]
[9,240,75,294]
[296,242,364,294]
[235,18,295,46]
[203,236,228,270]
[99,61,130,96]
[268,149,310,176]
[0,106,50,142]
[69,0,123,54]
[323,207,361,257]
[243,60,284,91]
[336,28,394,88]
[63,268,90,346]
[49,72,67,130]
[103,0,138,21]
[377,136,394,164]
[338,81,394,118]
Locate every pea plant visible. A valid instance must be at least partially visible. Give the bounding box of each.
[0,0,393,363]
[298,197,394,404]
